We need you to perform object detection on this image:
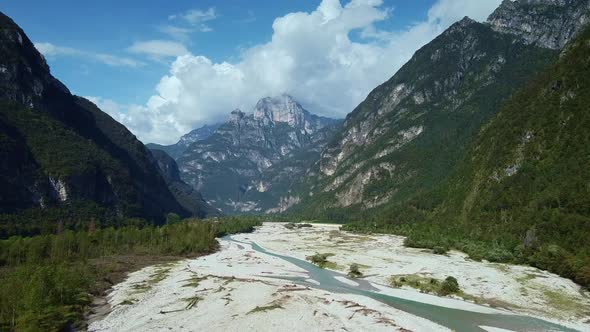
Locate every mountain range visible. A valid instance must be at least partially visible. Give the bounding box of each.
[288,0,589,219]
[1,0,589,286]
[168,94,340,214]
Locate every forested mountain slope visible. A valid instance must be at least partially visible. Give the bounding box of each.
[150,149,220,218]
[0,12,206,231]
[290,0,589,221]
[346,25,590,288]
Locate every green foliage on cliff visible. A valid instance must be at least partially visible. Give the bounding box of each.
[343,27,590,288]
[292,20,557,219]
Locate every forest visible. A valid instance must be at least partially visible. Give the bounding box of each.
[0,216,261,331]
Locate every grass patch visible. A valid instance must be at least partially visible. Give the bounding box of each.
[148,265,173,284]
[516,273,537,284]
[306,253,336,269]
[543,289,589,317]
[348,263,363,278]
[389,274,461,296]
[183,274,209,288]
[119,299,135,306]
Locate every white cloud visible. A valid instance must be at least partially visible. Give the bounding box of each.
[107,0,502,144]
[85,96,157,137]
[34,42,144,67]
[169,7,217,32]
[158,25,193,41]
[128,40,189,58]
[180,8,217,25]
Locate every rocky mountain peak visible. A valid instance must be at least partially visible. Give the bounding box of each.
[458,16,477,27]
[254,94,308,128]
[487,0,590,49]
[0,12,70,108]
[441,16,478,37]
[229,109,246,123]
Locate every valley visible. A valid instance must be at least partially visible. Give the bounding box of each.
[1,0,590,330]
[89,223,590,332]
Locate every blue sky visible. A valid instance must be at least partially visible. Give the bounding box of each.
[1,0,502,143]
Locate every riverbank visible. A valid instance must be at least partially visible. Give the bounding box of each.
[89,235,447,331]
[254,223,590,326]
[89,223,590,331]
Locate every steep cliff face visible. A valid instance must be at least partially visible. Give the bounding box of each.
[150,149,220,218]
[0,12,191,222]
[146,123,221,159]
[290,0,589,217]
[488,0,590,49]
[177,95,339,214]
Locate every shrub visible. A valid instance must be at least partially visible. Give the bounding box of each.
[484,247,514,263]
[439,276,460,295]
[348,263,363,278]
[432,246,448,255]
[306,253,333,268]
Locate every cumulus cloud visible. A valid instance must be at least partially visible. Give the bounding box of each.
[35,42,144,67]
[128,40,189,58]
[107,0,502,144]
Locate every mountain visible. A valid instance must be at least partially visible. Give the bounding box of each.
[150,149,220,218]
[176,94,340,214]
[488,0,590,50]
[433,24,590,287]
[359,24,590,288]
[289,0,589,219]
[146,123,222,159]
[0,12,205,229]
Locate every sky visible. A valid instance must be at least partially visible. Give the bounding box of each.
[2,0,502,144]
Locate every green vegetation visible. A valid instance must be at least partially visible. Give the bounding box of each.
[0,96,187,222]
[432,246,448,255]
[306,253,335,268]
[0,217,261,331]
[291,20,558,223]
[283,222,313,230]
[439,277,460,295]
[347,263,363,278]
[342,27,590,289]
[389,274,461,296]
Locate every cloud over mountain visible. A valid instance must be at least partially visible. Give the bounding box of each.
[101,0,501,144]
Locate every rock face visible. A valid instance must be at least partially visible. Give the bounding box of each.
[147,123,221,159]
[488,0,590,49]
[0,12,200,223]
[176,95,340,214]
[289,1,584,218]
[150,150,220,218]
